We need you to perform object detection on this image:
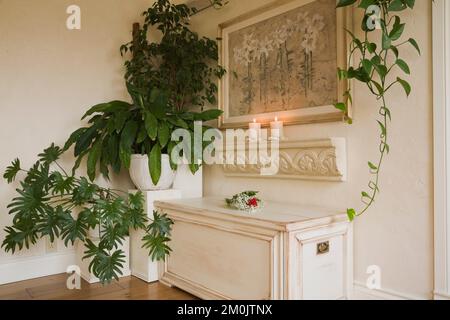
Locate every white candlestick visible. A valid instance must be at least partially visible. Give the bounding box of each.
[248,119,261,141]
[270,117,284,140]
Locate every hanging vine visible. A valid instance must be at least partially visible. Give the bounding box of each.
[335,0,420,221]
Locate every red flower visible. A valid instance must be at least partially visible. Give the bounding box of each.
[247,198,258,207]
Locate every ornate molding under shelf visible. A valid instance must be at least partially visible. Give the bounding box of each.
[220,138,347,182]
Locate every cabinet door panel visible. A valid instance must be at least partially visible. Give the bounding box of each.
[166,220,272,299]
[300,235,344,300]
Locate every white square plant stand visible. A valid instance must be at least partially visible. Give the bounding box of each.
[129,163,202,282]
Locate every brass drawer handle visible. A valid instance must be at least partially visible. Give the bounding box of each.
[317,241,330,255]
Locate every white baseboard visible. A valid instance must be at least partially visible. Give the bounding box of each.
[352,281,429,300]
[0,252,76,285]
[434,291,450,300]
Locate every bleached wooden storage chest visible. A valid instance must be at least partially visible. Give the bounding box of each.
[155,197,353,300]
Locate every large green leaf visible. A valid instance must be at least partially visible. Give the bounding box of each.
[74,121,104,157]
[148,143,162,185]
[87,139,102,181]
[195,109,223,121]
[119,120,138,169]
[64,128,87,151]
[107,134,120,173]
[167,115,188,129]
[81,101,131,120]
[158,121,170,148]
[144,111,158,140]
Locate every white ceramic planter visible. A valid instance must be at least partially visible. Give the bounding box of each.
[129,154,176,191]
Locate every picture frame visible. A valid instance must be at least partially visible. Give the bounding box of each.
[218,0,353,129]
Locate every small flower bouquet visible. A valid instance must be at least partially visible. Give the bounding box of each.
[225,191,263,213]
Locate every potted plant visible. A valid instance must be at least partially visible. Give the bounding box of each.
[67,0,226,191]
[1,0,229,284]
[1,144,173,283]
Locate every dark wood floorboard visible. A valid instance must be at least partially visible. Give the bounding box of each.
[0,274,196,300]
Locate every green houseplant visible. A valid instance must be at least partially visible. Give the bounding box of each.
[335,0,420,220]
[1,0,228,284]
[68,0,227,188]
[1,144,173,283]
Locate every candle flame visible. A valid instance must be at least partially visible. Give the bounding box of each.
[253,119,256,123]
[275,116,278,121]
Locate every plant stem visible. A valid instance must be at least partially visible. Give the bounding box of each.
[357,95,388,217]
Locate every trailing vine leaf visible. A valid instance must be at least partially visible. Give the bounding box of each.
[335,1,419,220]
[408,38,421,55]
[397,77,411,96]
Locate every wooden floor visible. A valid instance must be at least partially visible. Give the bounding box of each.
[0,274,196,300]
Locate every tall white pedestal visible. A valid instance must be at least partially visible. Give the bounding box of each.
[130,189,181,282]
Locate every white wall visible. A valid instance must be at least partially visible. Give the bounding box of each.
[0,0,151,284]
[192,0,434,299]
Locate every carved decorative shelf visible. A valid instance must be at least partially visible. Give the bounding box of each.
[220,138,347,182]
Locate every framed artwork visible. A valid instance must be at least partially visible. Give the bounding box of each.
[218,0,352,129]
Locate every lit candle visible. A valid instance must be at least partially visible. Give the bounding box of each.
[248,119,261,141]
[270,116,284,140]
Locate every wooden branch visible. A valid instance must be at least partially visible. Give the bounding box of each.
[132,22,140,57]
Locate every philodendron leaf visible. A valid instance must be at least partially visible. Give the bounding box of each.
[38,143,63,164]
[3,158,21,183]
[148,143,162,185]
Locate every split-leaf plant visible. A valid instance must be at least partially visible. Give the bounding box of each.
[1,144,173,283]
[67,0,227,187]
[335,0,420,221]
